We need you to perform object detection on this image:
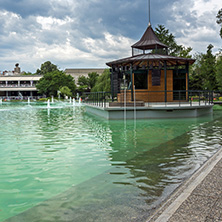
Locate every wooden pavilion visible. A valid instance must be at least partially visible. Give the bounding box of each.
[106,24,195,103]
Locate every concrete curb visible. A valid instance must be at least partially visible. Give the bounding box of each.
[147,147,222,222]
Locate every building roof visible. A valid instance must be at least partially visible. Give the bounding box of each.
[65,68,105,86]
[107,24,195,67]
[131,25,168,50]
[0,88,38,92]
[0,75,42,81]
[106,53,195,67]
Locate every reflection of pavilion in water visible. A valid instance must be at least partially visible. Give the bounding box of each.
[82,115,215,202]
[106,115,219,208]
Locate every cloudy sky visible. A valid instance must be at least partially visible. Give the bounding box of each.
[0,0,221,73]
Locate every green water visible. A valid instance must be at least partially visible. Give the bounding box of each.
[0,102,222,221]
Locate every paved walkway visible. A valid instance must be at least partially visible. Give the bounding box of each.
[148,148,222,222]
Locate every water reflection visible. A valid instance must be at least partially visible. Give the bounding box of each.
[3,109,222,222]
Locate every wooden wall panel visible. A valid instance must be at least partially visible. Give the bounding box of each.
[147,70,173,102]
[117,70,176,103]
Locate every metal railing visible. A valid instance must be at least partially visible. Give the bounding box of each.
[82,90,214,108]
[82,92,113,108]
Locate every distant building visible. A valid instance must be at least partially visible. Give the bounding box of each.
[0,64,42,99]
[0,67,106,99]
[0,75,42,99]
[65,68,105,85]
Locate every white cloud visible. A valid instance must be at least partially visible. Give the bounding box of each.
[167,0,221,53]
[0,0,221,72]
[36,16,73,30]
[83,32,133,57]
[191,0,221,16]
[31,32,133,70]
[0,10,21,32]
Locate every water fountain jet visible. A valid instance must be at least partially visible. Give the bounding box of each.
[47,99,50,108]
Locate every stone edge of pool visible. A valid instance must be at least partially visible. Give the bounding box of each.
[147,146,222,222]
[83,104,213,120]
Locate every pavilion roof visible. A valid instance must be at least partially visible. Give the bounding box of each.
[106,53,195,67]
[131,25,168,50]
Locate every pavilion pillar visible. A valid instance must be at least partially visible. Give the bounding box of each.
[130,64,133,101]
[164,61,167,102]
[186,63,189,90]
[111,66,114,102]
[186,62,189,101]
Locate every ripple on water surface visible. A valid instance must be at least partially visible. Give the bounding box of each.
[0,104,222,221]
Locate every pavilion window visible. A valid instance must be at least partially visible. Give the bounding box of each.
[134,71,148,89]
[173,69,186,100]
[152,69,161,86]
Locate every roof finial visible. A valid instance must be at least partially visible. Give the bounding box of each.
[148,0,151,26]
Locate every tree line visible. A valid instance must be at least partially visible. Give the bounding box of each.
[28,61,111,98]
[188,8,222,91]
[154,7,222,92]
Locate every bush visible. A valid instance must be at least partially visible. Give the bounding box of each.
[190,96,199,101]
[38,98,48,102]
[213,104,222,110]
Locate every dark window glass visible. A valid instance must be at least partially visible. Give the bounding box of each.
[134,71,148,89]
[173,69,186,100]
[152,69,161,86]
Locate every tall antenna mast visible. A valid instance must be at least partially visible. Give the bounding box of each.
[148,0,151,26]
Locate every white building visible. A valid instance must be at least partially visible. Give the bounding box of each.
[0,67,106,99]
[0,75,42,99]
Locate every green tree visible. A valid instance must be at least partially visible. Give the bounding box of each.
[59,86,72,98]
[77,72,99,92]
[36,70,76,97]
[216,8,222,38]
[77,75,89,92]
[216,54,222,91]
[92,69,111,92]
[190,46,218,91]
[22,71,33,75]
[36,61,59,75]
[155,24,192,58]
[199,44,217,90]
[78,75,88,86]
[189,54,204,90]
[88,72,99,89]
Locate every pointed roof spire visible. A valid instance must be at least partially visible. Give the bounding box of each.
[131,0,168,51]
[131,25,168,50]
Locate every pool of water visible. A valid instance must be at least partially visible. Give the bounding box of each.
[0,102,222,221]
